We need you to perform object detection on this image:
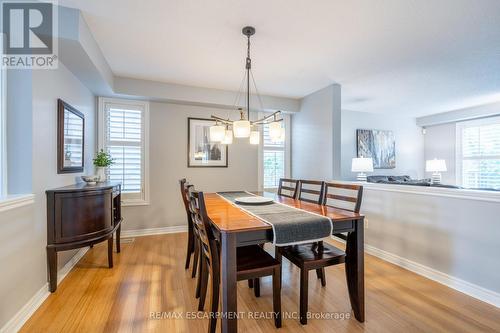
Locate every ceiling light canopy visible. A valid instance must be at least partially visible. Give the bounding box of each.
[209,26,284,145]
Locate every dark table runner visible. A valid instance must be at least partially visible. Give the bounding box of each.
[217,191,333,246]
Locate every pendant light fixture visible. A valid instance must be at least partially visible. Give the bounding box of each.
[210,26,284,145]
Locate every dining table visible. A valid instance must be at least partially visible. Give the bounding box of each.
[204,191,365,333]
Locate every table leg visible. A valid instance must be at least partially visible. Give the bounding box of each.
[345,218,365,322]
[221,231,238,333]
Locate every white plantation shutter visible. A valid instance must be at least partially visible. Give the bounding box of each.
[457,116,500,189]
[262,119,287,189]
[100,98,149,204]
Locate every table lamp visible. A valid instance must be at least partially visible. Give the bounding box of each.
[426,159,447,184]
[351,157,374,181]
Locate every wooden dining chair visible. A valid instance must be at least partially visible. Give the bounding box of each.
[323,182,363,240]
[190,191,282,332]
[276,181,363,325]
[297,180,325,204]
[277,178,299,198]
[179,179,196,271]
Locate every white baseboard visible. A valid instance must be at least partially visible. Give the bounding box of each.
[332,236,500,308]
[0,247,89,333]
[120,225,187,238]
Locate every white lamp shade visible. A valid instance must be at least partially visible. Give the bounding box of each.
[209,124,225,142]
[221,130,233,144]
[233,120,251,138]
[426,159,447,172]
[249,131,260,144]
[351,157,374,172]
[269,121,282,140]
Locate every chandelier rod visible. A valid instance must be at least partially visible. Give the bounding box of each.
[246,33,251,121]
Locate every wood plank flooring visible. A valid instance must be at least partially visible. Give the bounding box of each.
[21,233,500,332]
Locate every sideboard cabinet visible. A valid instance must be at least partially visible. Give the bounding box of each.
[46,182,122,292]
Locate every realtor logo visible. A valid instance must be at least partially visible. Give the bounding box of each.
[1,1,58,69]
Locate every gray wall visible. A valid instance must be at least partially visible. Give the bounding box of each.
[341,110,425,180]
[121,102,259,231]
[423,123,457,185]
[291,84,341,180]
[0,63,96,328]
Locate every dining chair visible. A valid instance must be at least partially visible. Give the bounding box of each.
[297,180,325,204]
[189,191,282,332]
[179,179,196,270]
[276,181,363,325]
[324,182,363,240]
[277,178,299,198]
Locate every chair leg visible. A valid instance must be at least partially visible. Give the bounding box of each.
[273,266,282,328]
[253,278,260,297]
[192,238,199,278]
[209,265,220,333]
[198,258,209,311]
[248,279,254,288]
[195,246,203,298]
[300,268,309,325]
[320,268,326,287]
[185,227,194,269]
[316,268,326,287]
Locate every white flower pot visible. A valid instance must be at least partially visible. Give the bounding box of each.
[97,167,107,182]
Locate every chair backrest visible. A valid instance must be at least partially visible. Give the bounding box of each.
[323,182,363,213]
[179,178,190,211]
[188,191,218,264]
[297,180,325,204]
[277,178,299,199]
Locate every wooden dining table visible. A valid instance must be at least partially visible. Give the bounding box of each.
[204,191,365,333]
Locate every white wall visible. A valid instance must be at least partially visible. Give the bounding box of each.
[291,84,341,180]
[341,110,425,180]
[355,183,500,304]
[424,123,456,185]
[121,102,259,231]
[0,63,96,328]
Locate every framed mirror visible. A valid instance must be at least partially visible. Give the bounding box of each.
[57,99,85,173]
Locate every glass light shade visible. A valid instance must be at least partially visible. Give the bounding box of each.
[209,124,225,142]
[233,120,251,138]
[269,121,282,140]
[351,157,374,172]
[426,159,447,172]
[221,130,233,144]
[249,130,260,144]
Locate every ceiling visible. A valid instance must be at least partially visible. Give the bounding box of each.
[59,0,500,116]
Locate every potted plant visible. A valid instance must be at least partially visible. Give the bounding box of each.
[93,149,114,182]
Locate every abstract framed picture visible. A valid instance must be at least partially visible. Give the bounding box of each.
[188,118,228,167]
[357,129,396,169]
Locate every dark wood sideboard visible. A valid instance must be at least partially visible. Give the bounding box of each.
[46,182,122,292]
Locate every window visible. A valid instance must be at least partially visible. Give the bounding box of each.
[457,116,500,189]
[99,98,149,205]
[260,114,290,190]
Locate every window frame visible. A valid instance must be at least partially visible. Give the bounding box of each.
[456,116,500,189]
[98,97,150,206]
[258,113,291,191]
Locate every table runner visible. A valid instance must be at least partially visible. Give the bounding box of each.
[217,191,333,246]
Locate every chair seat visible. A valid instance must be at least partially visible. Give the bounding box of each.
[237,245,280,276]
[279,242,346,269]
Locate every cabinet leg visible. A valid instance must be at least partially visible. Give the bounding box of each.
[108,236,114,268]
[47,247,58,292]
[116,224,121,253]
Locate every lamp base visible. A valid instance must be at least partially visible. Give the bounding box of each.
[431,173,442,185]
[356,172,367,182]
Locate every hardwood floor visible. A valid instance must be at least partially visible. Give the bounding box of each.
[21,233,500,333]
